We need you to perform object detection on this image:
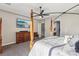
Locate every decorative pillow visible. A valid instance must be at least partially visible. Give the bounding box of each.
[75,40,79,53]
[64,35,73,44]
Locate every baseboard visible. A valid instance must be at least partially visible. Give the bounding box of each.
[2,42,16,46]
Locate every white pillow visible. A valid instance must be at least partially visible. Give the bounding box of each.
[68,35,79,47]
[64,35,73,44]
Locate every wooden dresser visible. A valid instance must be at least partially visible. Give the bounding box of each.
[16,31,38,44]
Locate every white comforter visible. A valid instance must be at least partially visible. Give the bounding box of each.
[29,36,66,56]
[29,36,79,56]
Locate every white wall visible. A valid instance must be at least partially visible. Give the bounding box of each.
[60,14,79,35]
[34,20,38,32]
[0,11,17,46]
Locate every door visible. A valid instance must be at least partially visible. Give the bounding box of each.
[0,17,2,53]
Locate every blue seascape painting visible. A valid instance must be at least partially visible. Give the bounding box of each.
[16,18,30,28]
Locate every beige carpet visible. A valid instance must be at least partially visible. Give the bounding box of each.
[0,41,30,56]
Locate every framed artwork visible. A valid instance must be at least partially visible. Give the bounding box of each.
[16,18,30,28]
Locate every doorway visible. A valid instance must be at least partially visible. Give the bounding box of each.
[41,23,45,38]
[55,21,60,36]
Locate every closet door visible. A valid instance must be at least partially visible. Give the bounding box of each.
[0,18,2,53]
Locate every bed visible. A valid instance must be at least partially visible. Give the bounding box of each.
[29,35,79,56]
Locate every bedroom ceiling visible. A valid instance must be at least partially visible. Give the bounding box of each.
[0,3,79,19]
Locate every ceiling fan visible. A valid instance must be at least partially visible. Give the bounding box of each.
[33,6,49,18]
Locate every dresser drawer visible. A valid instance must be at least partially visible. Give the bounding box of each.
[16,37,24,40]
[17,40,24,43]
[0,47,3,53]
[0,41,1,43]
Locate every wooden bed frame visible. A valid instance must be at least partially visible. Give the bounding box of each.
[30,9,34,49]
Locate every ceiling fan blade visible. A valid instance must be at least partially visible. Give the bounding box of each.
[40,10,44,14]
[42,14,49,16]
